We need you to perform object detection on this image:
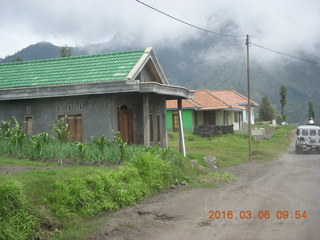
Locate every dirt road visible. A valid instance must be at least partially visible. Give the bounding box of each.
[90,144,320,240]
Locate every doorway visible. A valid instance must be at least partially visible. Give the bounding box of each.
[25,117,33,135]
[58,114,83,142]
[117,105,133,144]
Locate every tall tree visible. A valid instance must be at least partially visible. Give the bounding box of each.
[60,45,72,57]
[280,85,287,122]
[308,101,315,120]
[259,96,276,121]
[11,57,22,62]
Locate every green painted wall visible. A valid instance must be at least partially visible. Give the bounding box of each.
[166,109,194,132]
[167,110,173,131]
[182,109,193,132]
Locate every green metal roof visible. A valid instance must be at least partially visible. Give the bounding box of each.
[0,50,145,89]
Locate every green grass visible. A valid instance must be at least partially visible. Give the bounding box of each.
[0,148,196,240]
[0,125,293,239]
[188,171,236,188]
[168,125,293,168]
[0,157,57,167]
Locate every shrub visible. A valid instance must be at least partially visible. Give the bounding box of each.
[0,179,36,240]
[92,136,111,156]
[46,152,184,219]
[53,116,69,142]
[130,152,171,191]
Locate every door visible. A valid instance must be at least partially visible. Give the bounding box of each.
[59,114,83,142]
[25,117,33,135]
[223,111,228,125]
[117,105,133,144]
[204,111,216,125]
[74,115,82,142]
[172,111,179,132]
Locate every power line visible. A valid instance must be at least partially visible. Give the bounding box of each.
[136,0,319,65]
[230,46,246,79]
[250,42,319,65]
[136,0,245,38]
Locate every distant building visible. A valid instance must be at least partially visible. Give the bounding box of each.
[166,89,258,135]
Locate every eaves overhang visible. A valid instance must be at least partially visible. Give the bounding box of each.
[0,80,193,101]
[238,102,259,107]
[139,82,194,99]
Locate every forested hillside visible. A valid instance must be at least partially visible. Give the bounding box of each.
[1,37,319,123]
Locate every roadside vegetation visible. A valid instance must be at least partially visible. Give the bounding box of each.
[168,124,293,168]
[0,117,199,239]
[0,118,292,239]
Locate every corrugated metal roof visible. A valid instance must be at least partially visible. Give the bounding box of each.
[0,50,145,89]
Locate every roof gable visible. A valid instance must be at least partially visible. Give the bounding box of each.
[0,49,148,89]
[128,47,168,84]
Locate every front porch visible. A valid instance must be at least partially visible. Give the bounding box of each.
[193,124,234,137]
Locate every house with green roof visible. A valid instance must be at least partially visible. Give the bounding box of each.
[0,47,193,146]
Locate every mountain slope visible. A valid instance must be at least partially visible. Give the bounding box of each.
[1,40,319,123]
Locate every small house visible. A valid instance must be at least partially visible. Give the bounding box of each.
[166,89,258,135]
[0,47,193,147]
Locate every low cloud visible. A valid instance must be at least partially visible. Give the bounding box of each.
[1,0,319,63]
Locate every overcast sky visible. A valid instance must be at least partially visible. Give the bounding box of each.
[1,0,319,61]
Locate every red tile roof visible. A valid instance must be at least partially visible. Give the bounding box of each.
[166,89,258,110]
[210,89,258,107]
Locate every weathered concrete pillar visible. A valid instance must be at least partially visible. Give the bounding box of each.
[161,97,168,148]
[143,94,150,146]
[178,99,186,157]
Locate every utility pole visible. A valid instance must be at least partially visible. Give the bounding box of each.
[246,34,252,161]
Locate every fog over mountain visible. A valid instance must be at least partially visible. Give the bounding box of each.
[1,0,319,123]
[1,35,319,124]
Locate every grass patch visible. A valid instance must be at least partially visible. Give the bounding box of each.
[0,147,196,240]
[168,125,293,168]
[0,179,37,240]
[188,171,236,188]
[0,157,57,167]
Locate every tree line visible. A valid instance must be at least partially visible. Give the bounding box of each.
[258,85,315,124]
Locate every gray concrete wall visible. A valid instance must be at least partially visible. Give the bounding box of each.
[148,94,166,146]
[0,93,167,146]
[0,95,117,141]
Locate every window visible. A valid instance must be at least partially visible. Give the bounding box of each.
[310,130,317,136]
[318,130,320,136]
[79,103,83,111]
[172,111,179,132]
[157,115,161,142]
[204,111,216,125]
[26,106,31,114]
[25,117,33,135]
[302,130,308,136]
[67,104,72,112]
[234,112,239,123]
[56,105,60,113]
[150,114,154,142]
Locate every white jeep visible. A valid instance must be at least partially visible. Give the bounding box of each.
[295,125,320,153]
